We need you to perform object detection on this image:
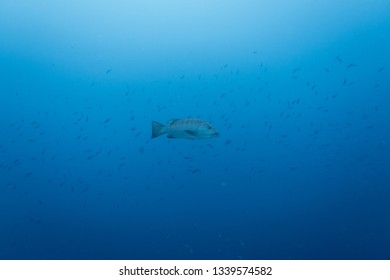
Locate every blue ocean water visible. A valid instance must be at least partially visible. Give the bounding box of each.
[0,0,390,260]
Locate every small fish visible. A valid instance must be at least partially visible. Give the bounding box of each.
[151,118,219,139]
[377,66,385,72]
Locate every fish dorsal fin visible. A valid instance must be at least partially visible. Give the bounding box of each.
[168,119,180,126]
[185,130,199,136]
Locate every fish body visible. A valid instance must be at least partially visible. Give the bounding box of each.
[152,118,219,139]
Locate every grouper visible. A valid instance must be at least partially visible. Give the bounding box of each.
[152,118,219,139]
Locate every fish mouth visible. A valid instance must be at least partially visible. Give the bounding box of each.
[212,131,220,137]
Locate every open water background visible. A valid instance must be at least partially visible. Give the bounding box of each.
[0,0,389,259]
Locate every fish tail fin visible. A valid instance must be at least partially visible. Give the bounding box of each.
[151,121,165,138]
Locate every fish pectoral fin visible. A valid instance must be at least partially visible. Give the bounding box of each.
[185,130,199,136]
